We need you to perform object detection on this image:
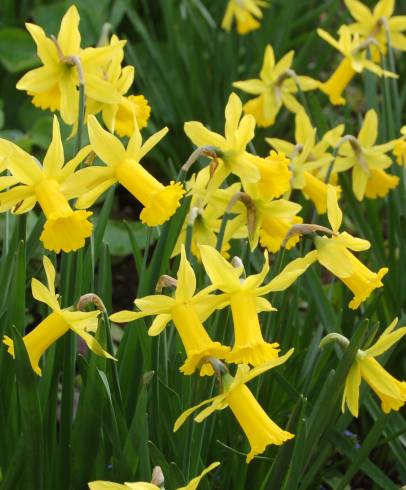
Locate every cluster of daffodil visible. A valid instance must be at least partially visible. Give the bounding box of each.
[17,5,151,135]
[2,1,406,486]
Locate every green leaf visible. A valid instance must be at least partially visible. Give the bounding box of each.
[0,28,38,73]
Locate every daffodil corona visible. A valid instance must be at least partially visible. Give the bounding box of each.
[0,116,93,253]
[222,0,268,35]
[3,257,114,375]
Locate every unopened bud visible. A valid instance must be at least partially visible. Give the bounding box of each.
[151,466,165,487]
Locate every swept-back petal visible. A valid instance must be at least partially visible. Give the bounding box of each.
[199,245,242,292]
[43,116,64,177]
[57,5,81,56]
[176,245,196,302]
[88,115,126,167]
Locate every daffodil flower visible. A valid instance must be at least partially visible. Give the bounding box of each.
[72,115,184,227]
[345,0,406,53]
[110,245,229,375]
[342,318,406,416]
[0,116,93,253]
[88,462,220,490]
[301,186,388,309]
[16,5,124,126]
[199,245,316,365]
[222,0,268,35]
[85,35,151,137]
[267,111,344,213]
[184,93,260,189]
[233,45,319,127]
[3,256,114,375]
[335,110,399,200]
[174,351,294,463]
[317,25,397,105]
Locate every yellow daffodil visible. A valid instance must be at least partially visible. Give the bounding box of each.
[393,126,406,166]
[335,110,399,200]
[233,45,319,127]
[301,186,388,309]
[174,352,294,462]
[3,256,114,375]
[267,111,344,213]
[345,0,406,53]
[199,245,316,365]
[88,462,220,490]
[222,0,268,35]
[343,318,406,416]
[17,5,124,125]
[86,35,151,136]
[317,25,397,105]
[0,116,93,253]
[110,245,229,375]
[72,116,184,227]
[184,93,260,189]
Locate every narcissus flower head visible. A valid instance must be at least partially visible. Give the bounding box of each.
[335,110,399,200]
[17,5,125,126]
[73,115,184,227]
[317,25,397,105]
[345,0,406,54]
[233,45,319,127]
[0,116,93,253]
[301,185,388,309]
[222,0,268,35]
[393,126,406,166]
[110,245,229,375]
[325,318,406,417]
[199,245,315,365]
[3,256,114,375]
[174,351,294,462]
[184,93,260,188]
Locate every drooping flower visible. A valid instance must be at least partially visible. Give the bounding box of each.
[317,25,397,105]
[174,352,294,463]
[199,245,316,365]
[3,256,114,375]
[334,109,399,200]
[267,111,344,213]
[222,0,268,35]
[300,186,388,309]
[343,319,406,416]
[88,462,220,490]
[0,116,93,253]
[345,0,406,54]
[16,5,124,126]
[110,245,229,375]
[233,45,319,127]
[72,116,184,227]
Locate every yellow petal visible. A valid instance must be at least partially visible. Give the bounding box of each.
[88,115,126,166]
[225,93,243,140]
[184,121,226,149]
[17,65,60,92]
[25,23,58,66]
[327,184,342,232]
[31,278,60,311]
[272,50,294,80]
[360,357,402,398]
[138,127,168,161]
[88,481,128,489]
[177,462,220,490]
[57,5,81,56]
[59,70,78,125]
[316,241,354,278]
[364,325,406,358]
[42,256,56,296]
[135,295,175,315]
[174,396,219,432]
[199,245,242,292]
[176,245,196,302]
[344,0,373,23]
[260,45,275,81]
[43,116,64,178]
[148,314,172,336]
[358,109,377,147]
[352,165,369,201]
[74,177,116,209]
[342,361,361,417]
[233,79,265,95]
[109,310,144,323]
[334,231,370,251]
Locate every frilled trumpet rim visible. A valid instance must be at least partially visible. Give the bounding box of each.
[180,343,231,376]
[40,209,93,253]
[140,181,185,227]
[226,341,280,366]
[342,262,388,310]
